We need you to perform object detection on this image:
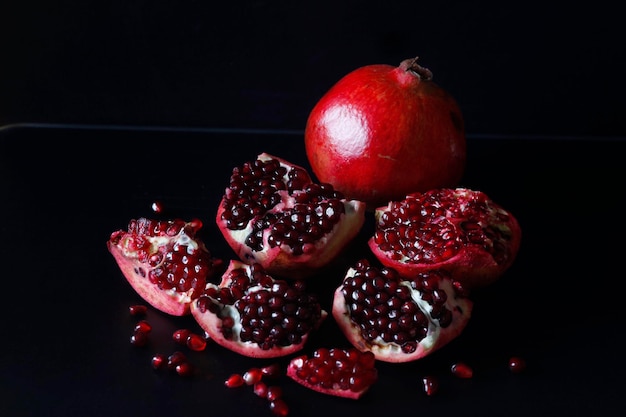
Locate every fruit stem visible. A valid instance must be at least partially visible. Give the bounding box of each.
[400,57,433,81]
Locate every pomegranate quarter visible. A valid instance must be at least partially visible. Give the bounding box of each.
[305,56,466,209]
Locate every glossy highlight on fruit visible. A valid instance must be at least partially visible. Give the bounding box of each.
[216,152,366,278]
[369,188,521,288]
[305,56,466,209]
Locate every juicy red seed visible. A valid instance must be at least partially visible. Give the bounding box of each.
[130,330,149,347]
[262,363,282,379]
[266,386,283,401]
[172,329,191,344]
[175,362,194,377]
[243,368,263,385]
[186,333,208,351]
[151,353,166,370]
[134,320,152,334]
[269,399,289,417]
[253,381,269,397]
[451,362,473,378]
[151,201,164,213]
[167,351,187,370]
[508,356,527,373]
[225,373,245,388]
[422,375,439,396]
[129,304,148,316]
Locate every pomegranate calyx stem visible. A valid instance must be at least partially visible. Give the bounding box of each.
[400,56,433,81]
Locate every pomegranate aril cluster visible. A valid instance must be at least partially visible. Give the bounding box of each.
[195,263,323,351]
[225,364,288,416]
[373,188,514,264]
[342,260,453,354]
[220,155,346,254]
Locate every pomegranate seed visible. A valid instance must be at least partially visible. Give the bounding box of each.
[175,362,194,377]
[151,201,164,213]
[129,304,148,316]
[167,351,187,370]
[451,362,473,378]
[253,381,269,397]
[262,363,282,379]
[266,385,283,401]
[186,333,207,351]
[134,320,152,334]
[151,353,166,370]
[225,373,245,388]
[508,356,527,373]
[130,330,149,347]
[421,375,439,396]
[243,367,263,385]
[172,329,191,344]
[269,398,289,416]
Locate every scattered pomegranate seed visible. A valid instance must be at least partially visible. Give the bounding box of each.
[243,367,263,385]
[151,353,167,370]
[508,356,527,373]
[175,362,195,377]
[130,330,149,347]
[262,363,282,379]
[151,201,164,213]
[134,320,152,334]
[129,304,148,316]
[451,362,473,379]
[254,381,269,398]
[186,333,207,352]
[422,375,439,396]
[225,373,245,388]
[172,329,191,345]
[167,351,187,370]
[266,386,283,401]
[269,398,289,416]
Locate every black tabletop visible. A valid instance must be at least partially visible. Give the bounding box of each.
[1,124,624,417]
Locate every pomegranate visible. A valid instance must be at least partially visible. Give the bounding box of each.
[305,56,466,209]
[369,187,521,288]
[332,259,472,363]
[190,260,327,358]
[216,152,366,278]
[107,217,223,316]
[287,347,378,399]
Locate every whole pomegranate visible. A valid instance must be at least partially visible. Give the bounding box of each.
[305,56,466,209]
[332,259,472,363]
[369,188,521,288]
[216,152,366,278]
[107,217,223,316]
[191,260,327,358]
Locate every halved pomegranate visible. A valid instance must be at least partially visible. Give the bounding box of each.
[191,260,327,358]
[368,188,521,288]
[287,347,378,399]
[216,153,366,279]
[332,259,472,363]
[107,218,223,316]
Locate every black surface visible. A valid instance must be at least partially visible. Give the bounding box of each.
[2,1,626,137]
[1,124,624,417]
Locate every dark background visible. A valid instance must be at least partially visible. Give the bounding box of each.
[1,0,625,137]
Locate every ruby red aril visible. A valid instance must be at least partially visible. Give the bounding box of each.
[451,362,473,378]
[422,375,439,396]
[508,356,527,373]
[225,373,245,388]
[129,304,148,316]
[269,399,289,417]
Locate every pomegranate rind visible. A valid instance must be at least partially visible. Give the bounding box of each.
[331,266,473,363]
[216,153,366,279]
[368,188,522,288]
[108,240,191,316]
[190,260,328,358]
[286,355,375,400]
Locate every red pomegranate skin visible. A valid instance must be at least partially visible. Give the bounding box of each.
[305,58,466,209]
